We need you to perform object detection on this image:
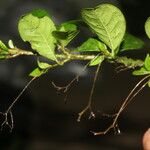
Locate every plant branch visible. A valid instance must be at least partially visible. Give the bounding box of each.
[92,75,150,135]
[5,47,144,70]
[77,62,101,122]
[0,77,36,131]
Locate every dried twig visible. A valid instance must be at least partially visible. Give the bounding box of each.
[91,75,150,135]
[0,77,36,131]
[77,62,101,122]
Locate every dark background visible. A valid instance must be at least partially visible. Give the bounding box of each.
[0,0,150,149]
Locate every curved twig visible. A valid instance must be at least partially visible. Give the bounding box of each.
[0,77,36,131]
[92,75,150,135]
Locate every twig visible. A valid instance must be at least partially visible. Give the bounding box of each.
[91,75,150,135]
[52,76,79,93]
[115,65,131,73]
[0,77,36,131]
[52,62,90,93]
[77,62,101,122]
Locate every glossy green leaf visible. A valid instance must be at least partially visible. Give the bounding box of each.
[120,33,144,52]
[144,54,150,71]
[145,17,150,39]
[76,38,107,52]
[89,55,104,66]
[37,60,51,69]
[29,68,47,77]
[82,4,126,54]
[18,10,57,61]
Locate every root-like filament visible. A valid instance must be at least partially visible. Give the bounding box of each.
[0,77,36,131]
[77,62,101,122]
[92,75,150,135]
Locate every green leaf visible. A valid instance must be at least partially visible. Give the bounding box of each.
[29,68,47,77]
[60,20,87,28]
[145,17,150,39]
[76,38,107,52]
[120,33,144,52]
[0,40,9,59]
[18,10,57,61]
[54,21,79,47]
[148,81,150,87]
[53,30,79,47]
[89,55,104,66]
[132,54,150,76]
[132,67,150,76]
[82,4,126,55]
[37,60,52,69]
[0,40,8,51]
[31,9,49,18]
[144,54,150,71]
[58,22,77,31]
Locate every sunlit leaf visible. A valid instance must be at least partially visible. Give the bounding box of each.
[89,55,104,66]
[120,33,144,52]
[145,17,150,39]
[18,9,57,61]
[82,4,126,55]
[76,38,107,52]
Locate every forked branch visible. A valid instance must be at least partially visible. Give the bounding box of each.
[92,75,150,135]
[77,62,101,122]
[0,77,36,131]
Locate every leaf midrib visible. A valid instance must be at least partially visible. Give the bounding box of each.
[94,10,114,50]
[34,19,56,60]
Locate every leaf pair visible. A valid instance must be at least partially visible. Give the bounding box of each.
[18,9,79,63]
[18,9,79,77]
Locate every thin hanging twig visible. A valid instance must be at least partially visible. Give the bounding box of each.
[91,75,150,135]
[0,77,36,131]
[77,62,101,122]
